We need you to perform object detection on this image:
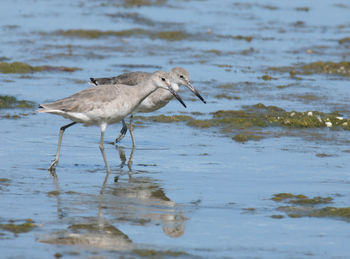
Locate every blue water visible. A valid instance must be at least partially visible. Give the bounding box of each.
[1,0,350,258]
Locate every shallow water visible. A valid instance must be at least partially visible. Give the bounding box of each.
[1,0,350,258]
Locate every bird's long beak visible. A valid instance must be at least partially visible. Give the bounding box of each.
[167,81,187,108]
[184,80,207,104]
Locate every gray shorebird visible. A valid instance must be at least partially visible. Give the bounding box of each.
[90,67,206,146]
[38,71,186,172]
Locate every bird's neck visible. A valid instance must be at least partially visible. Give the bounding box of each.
[171,82,180,92]
[132,81,159,105]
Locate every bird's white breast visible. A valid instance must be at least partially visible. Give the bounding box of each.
[135,83,180,113]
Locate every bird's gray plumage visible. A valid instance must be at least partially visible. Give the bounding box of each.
[90,71,150,86]
[90,67,206,145]
[90,67,205,112]
[38,71,185,172]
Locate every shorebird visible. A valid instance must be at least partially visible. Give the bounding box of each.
[90,67,206,146]
[38,71,186,172]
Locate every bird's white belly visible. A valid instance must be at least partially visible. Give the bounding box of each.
[134,83,179,113]
[64,100,135,125]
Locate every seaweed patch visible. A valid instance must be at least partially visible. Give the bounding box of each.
[269,61,350,77]
[54,29,192,41]
[271,193,350,222]
[0,95,35,109]
[134,103,350,142]
[0,61,80,74]
[0,219,36,235]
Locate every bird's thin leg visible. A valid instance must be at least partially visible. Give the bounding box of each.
[99,124,111,172]
[115,119,128,143]
[49,122,76,172]
[128,115,136,147]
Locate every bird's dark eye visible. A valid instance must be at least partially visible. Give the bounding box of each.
[180,75,184,79]
[161,77,166,81]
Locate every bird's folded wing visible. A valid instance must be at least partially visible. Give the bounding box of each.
[40,85,121,113]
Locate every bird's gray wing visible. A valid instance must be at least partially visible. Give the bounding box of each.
[90,72,151,86]
[40,85,121,113]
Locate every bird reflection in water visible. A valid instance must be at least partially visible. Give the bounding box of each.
[109,146,186,238]
[40,146,187,250]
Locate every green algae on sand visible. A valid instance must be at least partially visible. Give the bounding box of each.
[205,49,222,55]
[0,61,80,74]
[0,178,11,190]
[271,193,350,221]
[296,7,310,12]
[271,193,332,205]
[301,61,350,76]
[271,215,284,219]
[261,74,277,81]
[316,153,334,158]
[132,249,188,258]
[154,31,190,41]
[338,37,350,44]
[309,207,350,219]
[55,28,191,41]
[269,61,350,77]
[218,34,253,42]
[47,190,60,197]
[278,205,350,221]
[237,103,350,130]
[0,178,10,183]
[0,219,36,235]
[0,95,35,109]
[232,134,263,143]
[0,62,34,73]
[122,0,166,7]
[271,193,295,202]
[56,28,148,38]
[134,103,350,142]
[214,94,240,100]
